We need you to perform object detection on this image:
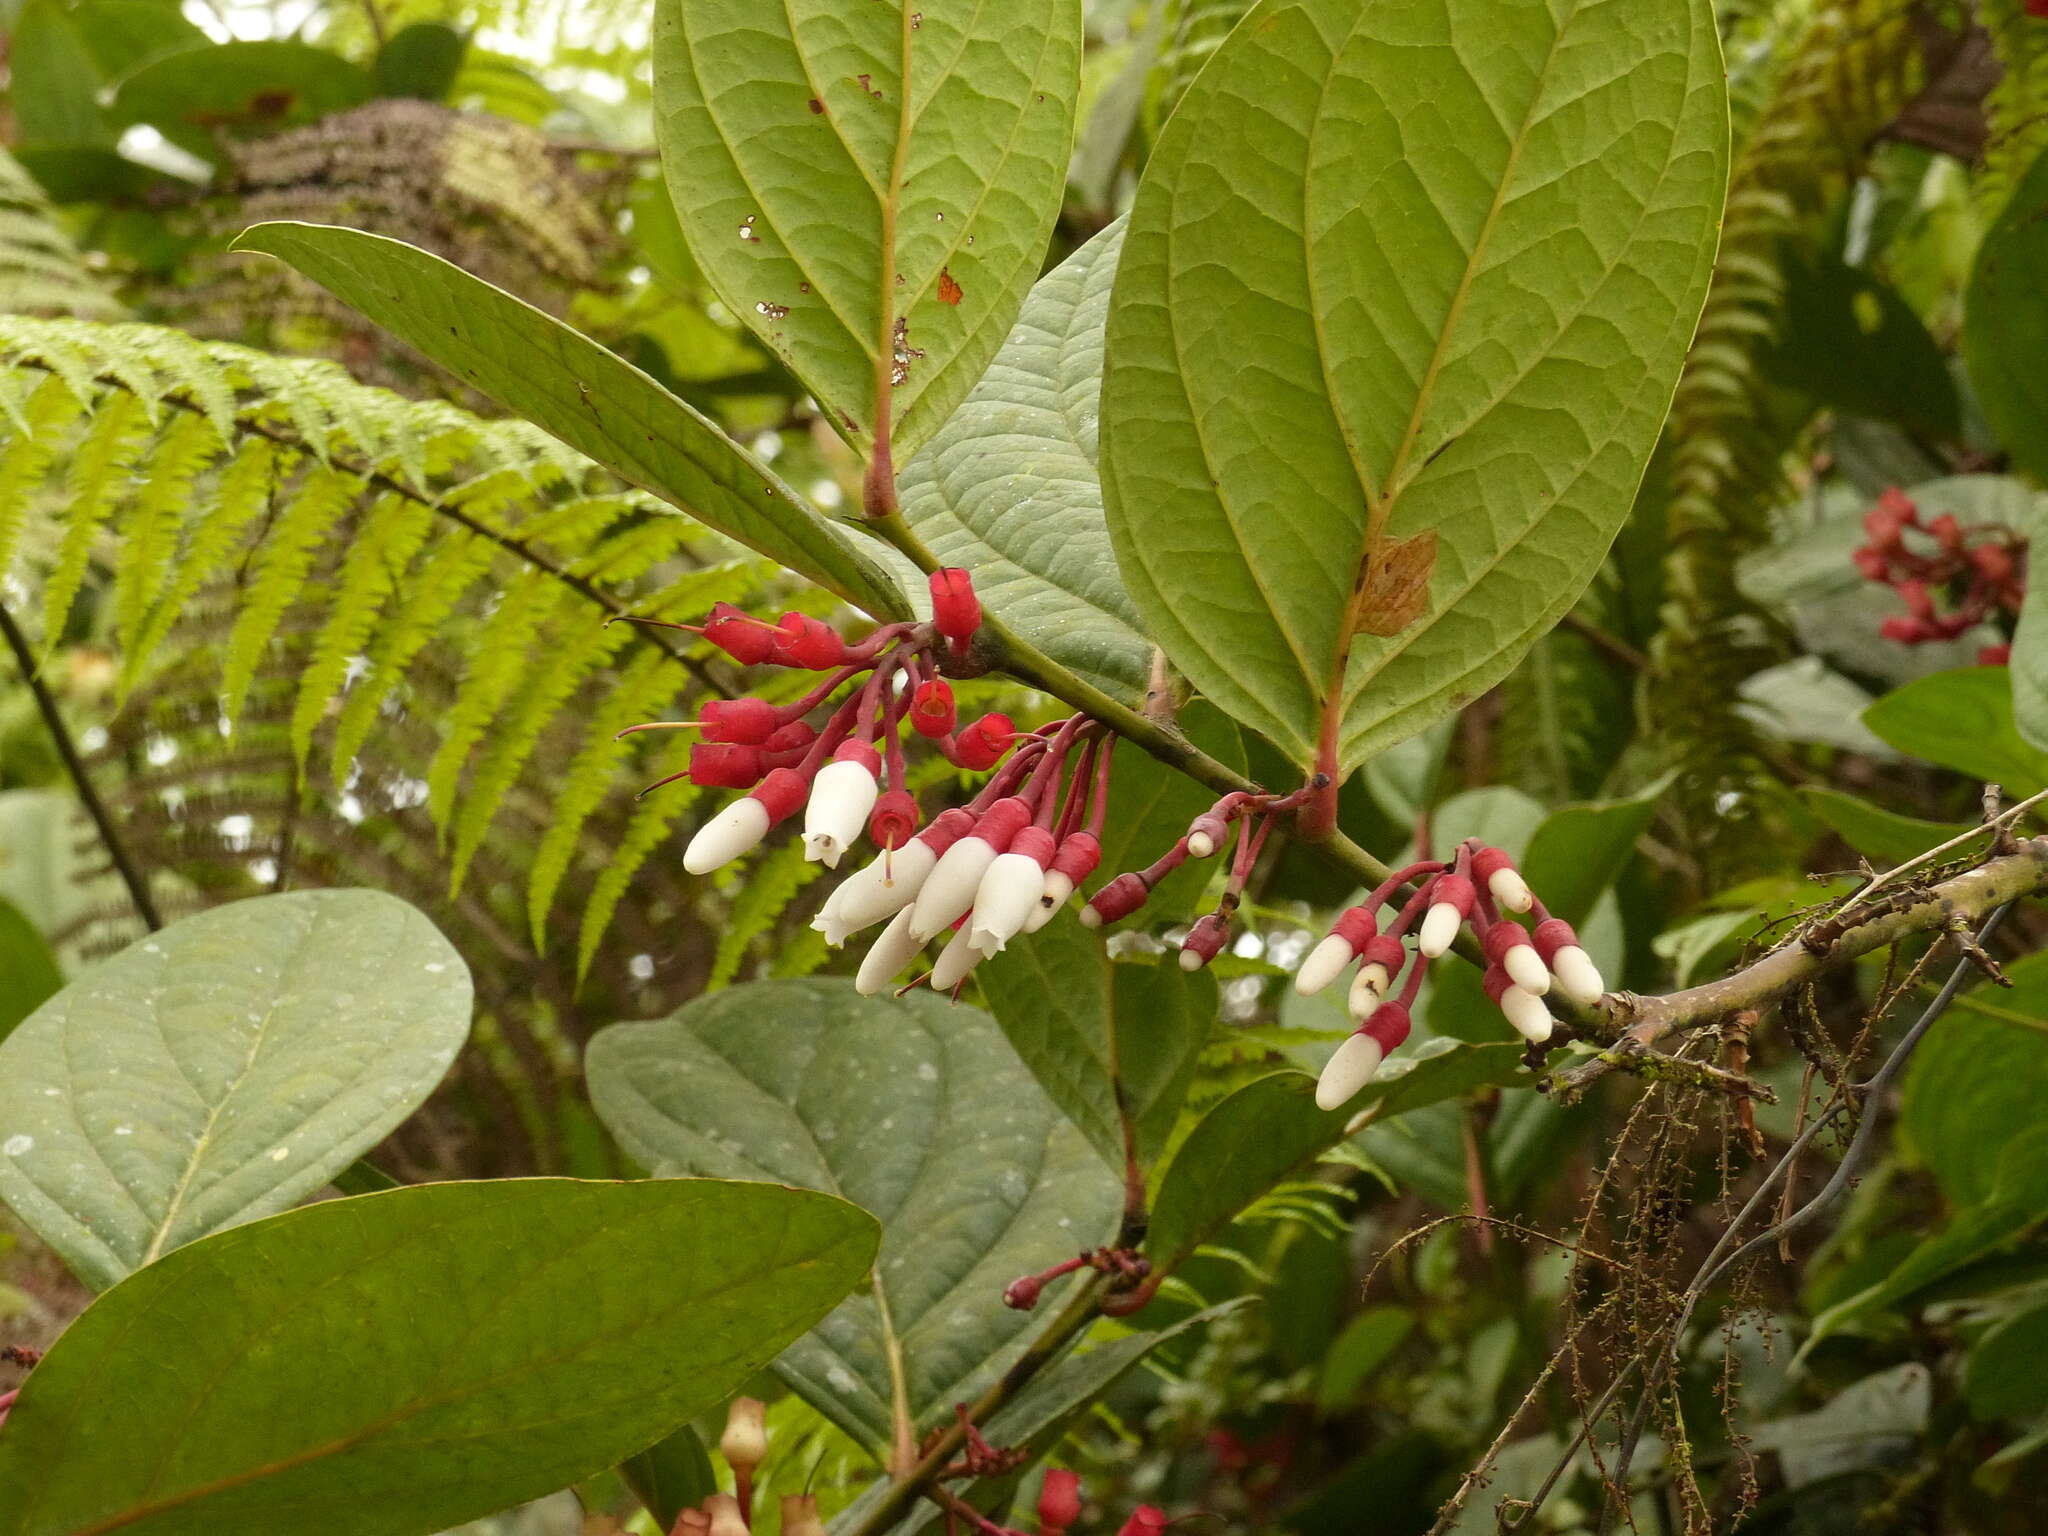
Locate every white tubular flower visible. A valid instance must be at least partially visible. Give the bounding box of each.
[855,908,923,996]
[684,797,770,876]
[1348,962,1390,1019]
[1502,941,1551,996]
[1488,867,1534,913]
[909,834,1000,941]
[1417,902,1464,959]
[810,884,857,947]
[1023,870,1075,934]
[704,1496,749,1536]
[1315,1032,1385,1110]
[1295,933,1356,997]
[969,851,1049,953]
[929,926,990,991]
[1550,945,1606,1007]
[1498,984,1554,1044]
[803,751,880,868]
[829,840,938,938]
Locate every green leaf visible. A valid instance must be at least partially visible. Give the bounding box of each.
[67,0,208,79]
[585,979,1121,1457]
[113,40,374,141]
[1965,1304,2048,1422]
[0,890,472,1291]
[980,921,1213,1175]
[1808,1126,2048,1347]
[899,220,1154,703]
[1520,777,1670,928]
[1964,147,2048,485]
[10,0,113,147]
[1902,950,2048,1206]
[1317,1304,1415,1411]
[1764,246,1959,436]
[228,223,908,619]
[619,1425,717,1532]
[1862,667,2048,794]
[0,1178,877,1536]
[375,22,468,101]
[651,0,1083,461]
[0,897,61,1044]
[1100,0,1728,769]
[1148,1043,1528,1270]
[1799,787,1972,868]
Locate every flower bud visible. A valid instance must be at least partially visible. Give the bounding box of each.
[1316,1031,1383,1110]
[700,697,779,745]
[1117,1508,1168,1536]
[684,796,771,875]
[970,829,1057,952]
[1361,999,1413,1053]
[1348,962,1389,1019]
[764,719,817,754]
[1296,933,1356,996]
[909,678,957,738]
[719,1397,768,1475]
[869,788,921,850]
[929,925,990,991]
[1186,810,1229,859]
[1023,870,1075,933]
[1179,912,1230,970]
[929,567,982,646]
[1550,945,1606,1007]
[1483,920,1550,996]
[1037,1470,1082,1534]
[771,611,850,669]
[690,742,766,790]
[782,1495,826,1536]
[1081,870,1149,928]
[803,742,881,867]
[1417,873,1475,958]
[1470,845,1533,913]
[909,799,1028,940]
[701,602,777,665]
[1483,964,1554,1043]
[704,1494,750,1536]
[856,907,925,995]
[951,712,1016,771]
[1004,1272,1045,1310]
[673,1511,711,1536]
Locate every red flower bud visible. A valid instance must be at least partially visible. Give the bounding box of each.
[910,678,957,738]
[1530,917,1579,964]
[1360,1000,1412,1052]
[701,602,777,665]
[1003,1274,1044,1310]
[1880,614,1932,643]
[1037,1469,1083,1534]
[1179,912,1230,970]
[1894,578,1934,620]
[1332,907,1377,949]
[1083,871,1150,927]
[764,719,817,754]
[1928,512,1964,552]
[1358,933,1407,973]
[1972,543,2016,583]
[1851,546,1889,582]
[951,712,1015,771]
[1117,1507,1169,1536]
[929,567,981,646]
[699,697,779,745]
[870,789,921,849]
[771,612,851,669]
[689,742,765,788]
[1982,643,2012,666]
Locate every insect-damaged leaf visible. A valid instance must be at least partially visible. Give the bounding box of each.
[1101,0,1728,771]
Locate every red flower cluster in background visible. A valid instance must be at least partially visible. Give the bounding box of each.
[1853,486,2025,665]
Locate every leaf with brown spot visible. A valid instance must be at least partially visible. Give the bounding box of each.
[1353,530,1437,638]
[938,267,963,306]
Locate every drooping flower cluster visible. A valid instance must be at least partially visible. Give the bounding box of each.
[1295,839,1605,1110]
[1853,485,2024,665]
[662,1398,817,1536]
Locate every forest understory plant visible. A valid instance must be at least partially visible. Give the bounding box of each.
[5,2,2048,1535]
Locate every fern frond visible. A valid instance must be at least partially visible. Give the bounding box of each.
[1649,0,1922,844]
[0,149,124,321]
[577,737,701,981]
[1980,0,2048,219]
[707,833,828,990]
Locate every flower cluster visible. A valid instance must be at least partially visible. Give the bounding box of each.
[978,1466,1167,1536]
[664,1398,816,1536]
[1294,839,1604,1110]
[1853,486,2024,665]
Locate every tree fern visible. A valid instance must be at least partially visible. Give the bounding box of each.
[1649,0,1922,843]
[0,149,122,321]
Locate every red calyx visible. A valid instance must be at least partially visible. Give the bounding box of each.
[1009,826,1058,868]
[1361,1001,1412,1052]
[1483,920,1534,966]
[698,697,779,745]
[1332,907,1377,949]
[1086,871,1151,924]
[1982,643,2013,666]
[764,719,816,754]
[700,602,778,665]
[870,789,921,849]
[1531,916,1578,964]
[973,796,1033,853]
[1928,512,1965,552]
[1358,933,1407,974]
[951,712,1016,771]
[909,678,957,738]
[1051,832,1102,882]
[833,738,882,774]
[917,806,978,856]
[1181,913,1230,968]
[1038,1469,1082,1534]
[751,767,809,824]
[1469,845,1515,883]
[1481,962,1515,1003]
[1865,487,1917,544]
[771,612,851,670]
[689,742,765,788]
[929,567,982,648]
[1428,871,1477,916]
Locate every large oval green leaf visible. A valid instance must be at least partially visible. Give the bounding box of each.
[0,889,470,1291]
[1101,0,1727,770]
[0,1178,876,1536]
[899,220,1153,703]
[1964,148,2048,487]
[651,0,1082,462]
[585,979,1120,1458]
[229,222,909,620]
